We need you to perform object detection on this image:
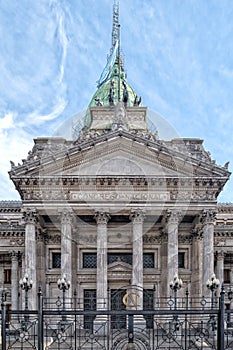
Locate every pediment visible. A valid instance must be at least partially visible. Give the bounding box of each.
[108,261,132,272]
[10,131,230,181]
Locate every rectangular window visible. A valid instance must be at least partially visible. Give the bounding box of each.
[84,289,96,330]
[224,269,231,283]
[52,252,61,269]
[4,269,11,284]
[143,289,154,329]
[83,253,97,268]
[143,253,154,268]
[111,289,126,329]
[178,252,185,268]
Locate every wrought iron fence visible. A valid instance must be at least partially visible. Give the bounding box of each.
[0,286,233,350]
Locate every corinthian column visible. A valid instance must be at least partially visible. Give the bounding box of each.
[11,251,19,310]
[60,210,73,299]
[130,209,145,310]
[23,209,37,309]
[201,209,216,296]
[94,211,110,310]
[165,210,182,297]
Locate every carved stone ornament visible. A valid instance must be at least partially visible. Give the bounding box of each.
[143,234,161,244]
[60,210,73,225]
[22,209,38,224]
[215,251,225,261]
[112,102,129,131]
[201,209,216,225]
[130,209,145,224]
[165,209,182,225]
[94,211,110,225]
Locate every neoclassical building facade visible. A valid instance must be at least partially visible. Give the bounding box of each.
[0,3,232,320]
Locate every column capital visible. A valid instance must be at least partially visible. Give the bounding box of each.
[164,209,182,225]
[60,210,73,225]
[216,251,225,261]
[201,209,216,225]
[22,208,38,224]
[130,209,145,224]
[10,251,19,261]
[94,211,110,225]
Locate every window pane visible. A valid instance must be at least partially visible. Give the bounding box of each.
[178,252,185,268]
[52,253,61,268]
[83,253,97,268]
[143,253,154,268]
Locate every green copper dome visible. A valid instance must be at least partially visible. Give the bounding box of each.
[84,61,141,128]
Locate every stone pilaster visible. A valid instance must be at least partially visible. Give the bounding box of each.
[23,209,37,309]
[165,210,182,297]
[60,210,73,299]
[11,251,19,310]
[130,209,145,310]
[216,251,225,287]
[201,209,216,296]
[94,211,110,310]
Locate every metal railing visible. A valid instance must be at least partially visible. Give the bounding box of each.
[0,286,233,350]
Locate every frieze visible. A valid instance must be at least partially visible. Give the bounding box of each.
[77,234,97,244]
[72,191,170,202]
[143,234,162,244]
[44,234,61,244]
[10,238,24,246]
[178,235,193,244]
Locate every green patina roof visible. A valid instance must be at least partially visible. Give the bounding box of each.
[84,60,140,128]
[83,2,141,129]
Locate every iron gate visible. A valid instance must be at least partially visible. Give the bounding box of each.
[0,286,233,350]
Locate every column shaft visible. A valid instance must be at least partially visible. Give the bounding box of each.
[61,211,73,299]
[95,212,110,310]
[201,210,216,296]
[166,210,181,297]
[216,251,224,286]
[23,209,37,309]
[11,252,19,310]
[131,209,144,310]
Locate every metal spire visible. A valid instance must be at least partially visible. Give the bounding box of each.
[111,1,119,51]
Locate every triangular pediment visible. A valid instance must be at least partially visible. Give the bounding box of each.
[108,261,132,272]
[11,132,228,178]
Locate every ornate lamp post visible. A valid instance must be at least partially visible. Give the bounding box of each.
[206,273,220,331]
[170,273,183,310]
[169,273,183,331]
[57,274,70,321]
[206,273,220,309]
[19,273,33,322]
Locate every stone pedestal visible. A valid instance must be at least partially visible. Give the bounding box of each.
[201,210,216,296]
[60,210,73,300]
[23,209,37,310]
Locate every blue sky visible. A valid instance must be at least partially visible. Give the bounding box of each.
[0,0,232,202]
